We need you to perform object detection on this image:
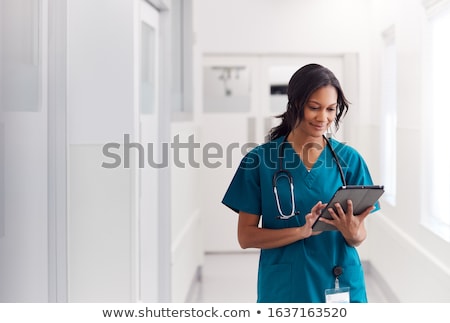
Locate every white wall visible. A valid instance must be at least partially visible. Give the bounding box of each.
[67,0,172,302]
[170,123,203,302]
[67,0,182,302]
[67,0,137,302]
[0,0,197,303]
[366,0,450,302]
[0,0,50,302]
[0,0,202,303]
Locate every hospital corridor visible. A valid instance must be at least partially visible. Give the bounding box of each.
[2,0,450,305]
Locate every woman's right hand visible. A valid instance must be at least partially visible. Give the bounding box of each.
[301,201,326,237]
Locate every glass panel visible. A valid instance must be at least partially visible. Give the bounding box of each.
[1,0,40,112]
[268,65,298,114]
[140,22,156,114]
[203,66,250,113]
[171,0,193,116]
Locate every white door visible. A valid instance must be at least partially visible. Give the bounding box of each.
[138,0,160,302]
[201,55,345,252]
[0,0,50,301]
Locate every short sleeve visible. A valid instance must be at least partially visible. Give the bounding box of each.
[222,148,262,215]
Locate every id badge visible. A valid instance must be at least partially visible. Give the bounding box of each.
[326,266,350,303]
[324,286,350,303]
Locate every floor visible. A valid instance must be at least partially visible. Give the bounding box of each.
[191,252,389,303]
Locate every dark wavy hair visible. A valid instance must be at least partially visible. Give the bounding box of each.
[267,63,349,141]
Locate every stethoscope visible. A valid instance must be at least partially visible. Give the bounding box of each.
[273,134,347,220]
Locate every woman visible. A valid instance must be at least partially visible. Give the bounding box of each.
[222,63,379,303]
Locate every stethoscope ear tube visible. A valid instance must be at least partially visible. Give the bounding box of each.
[322,135,346,187]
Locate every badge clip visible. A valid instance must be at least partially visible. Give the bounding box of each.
[325,266,350,303]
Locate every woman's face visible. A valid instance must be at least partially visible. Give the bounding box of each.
[297,85,338,138]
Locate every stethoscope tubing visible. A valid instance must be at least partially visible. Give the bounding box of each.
[273,134,346,219]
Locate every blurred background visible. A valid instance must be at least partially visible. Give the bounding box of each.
[1,0,450,302]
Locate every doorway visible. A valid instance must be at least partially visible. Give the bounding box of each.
[137,0,161,302]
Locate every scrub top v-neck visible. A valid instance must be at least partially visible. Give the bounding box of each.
[222,136,379,303]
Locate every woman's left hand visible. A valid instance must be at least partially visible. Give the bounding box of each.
[318,199,374,246]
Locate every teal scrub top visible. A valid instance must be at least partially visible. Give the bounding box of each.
[222,136,379,303]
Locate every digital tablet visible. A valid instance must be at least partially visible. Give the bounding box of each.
[312,185,384,231]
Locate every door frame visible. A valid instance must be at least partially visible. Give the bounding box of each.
[47,0,68,302]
